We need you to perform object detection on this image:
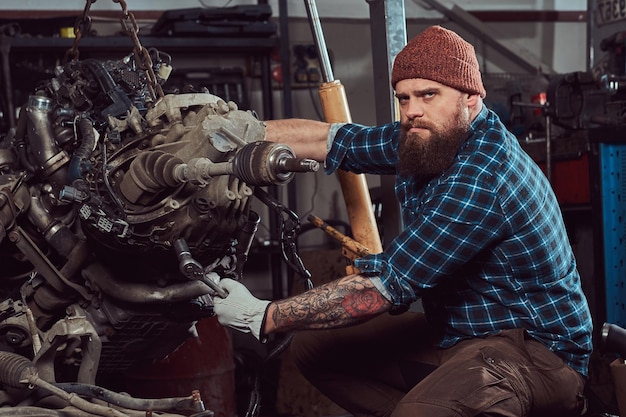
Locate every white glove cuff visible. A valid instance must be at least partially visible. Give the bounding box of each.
[252,300,271,342]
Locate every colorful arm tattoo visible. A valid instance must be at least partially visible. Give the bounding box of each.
[266,274,391,333]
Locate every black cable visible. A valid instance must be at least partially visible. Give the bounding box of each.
[101,138,128,221]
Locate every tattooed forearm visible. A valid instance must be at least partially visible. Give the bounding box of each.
[264,274,391,334]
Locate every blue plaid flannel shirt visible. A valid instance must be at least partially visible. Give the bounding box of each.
[324,105,593,376]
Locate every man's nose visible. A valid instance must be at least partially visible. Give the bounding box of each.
[405,99,424,118]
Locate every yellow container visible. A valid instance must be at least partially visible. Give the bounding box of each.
[59,27,75,38]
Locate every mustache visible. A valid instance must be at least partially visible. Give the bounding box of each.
[402,120,434,130]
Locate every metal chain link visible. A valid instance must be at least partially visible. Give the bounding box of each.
[64,0,96,63]
[64,0,164,101]
[113,0,164,100]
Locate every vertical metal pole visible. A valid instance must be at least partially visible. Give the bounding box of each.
[587,0,594,69]
[366,0,406,122]
[279,0,293,119]
[366,0,407,244]
[304,0,334,83]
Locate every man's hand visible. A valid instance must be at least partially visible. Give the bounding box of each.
[213,278,271,342]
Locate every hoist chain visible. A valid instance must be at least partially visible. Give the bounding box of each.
[113,0,164,100]
[64,0,95,63]
[65,0,164,101]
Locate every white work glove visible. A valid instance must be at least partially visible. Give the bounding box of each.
[213,278,271,342]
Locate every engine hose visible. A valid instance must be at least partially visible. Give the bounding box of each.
[0,407,64,416]
[0,351,38,389]
[13,104,37,174]
[67,117,96,183]
[52,107,76,147]
[53,383,194,412]
[13,103,28,143]
[28,189,80,259]
[30,379,129,417]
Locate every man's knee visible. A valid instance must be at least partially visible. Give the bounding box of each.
[391,396,523,417]
[392,360,525,417]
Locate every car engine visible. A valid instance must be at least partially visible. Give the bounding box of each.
[0,20,318,417]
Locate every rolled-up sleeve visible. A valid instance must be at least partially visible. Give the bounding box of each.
[356,254,417,308]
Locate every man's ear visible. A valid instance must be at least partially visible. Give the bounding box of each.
[466,94,483,118]
[466,94,479,107]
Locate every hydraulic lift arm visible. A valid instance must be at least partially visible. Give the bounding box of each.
[304,0,383,272]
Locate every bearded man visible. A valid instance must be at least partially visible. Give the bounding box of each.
[213,25,592,417]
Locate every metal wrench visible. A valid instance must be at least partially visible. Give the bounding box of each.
[174,238,228,298]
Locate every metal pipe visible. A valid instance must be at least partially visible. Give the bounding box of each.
[53,382,195,412]
[304,0,333,83]
[82,262,214,303]
[0,36,15,128]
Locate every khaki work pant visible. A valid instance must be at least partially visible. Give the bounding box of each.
[290,312,586,417]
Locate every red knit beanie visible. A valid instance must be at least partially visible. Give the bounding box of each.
[391,25,486,98]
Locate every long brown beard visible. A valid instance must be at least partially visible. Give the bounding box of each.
[398,102,470,182]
